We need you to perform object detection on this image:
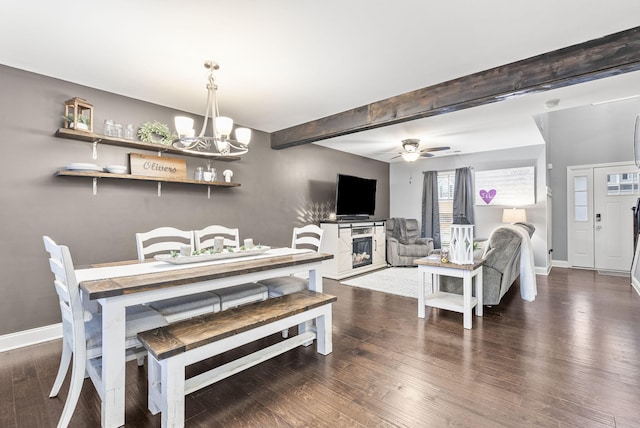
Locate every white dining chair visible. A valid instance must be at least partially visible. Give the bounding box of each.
[135,227,222,322]
[135,226,194,261]
[291,224,324,252]
[43,236,168,428]
[194,224,240,251]
[258,224,324,297]
[194,225,269,310]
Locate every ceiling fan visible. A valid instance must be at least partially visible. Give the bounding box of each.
[392,139,450,161]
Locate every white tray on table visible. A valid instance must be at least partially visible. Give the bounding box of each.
[155,246,271,264]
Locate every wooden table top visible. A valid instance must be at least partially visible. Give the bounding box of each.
[414,257,485,270]
[79,251,333,300]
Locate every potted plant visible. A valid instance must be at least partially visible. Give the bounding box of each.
[62,113,90,131]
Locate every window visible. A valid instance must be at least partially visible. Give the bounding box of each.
[438,171,455,247]
[606,172,638,195]
[574,176,588,221]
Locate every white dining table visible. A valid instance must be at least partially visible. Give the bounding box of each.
[75,247,332,428]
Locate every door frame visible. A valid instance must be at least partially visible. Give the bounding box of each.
[567,161,637,269]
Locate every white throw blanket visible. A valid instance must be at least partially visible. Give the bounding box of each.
[484,224,537,302]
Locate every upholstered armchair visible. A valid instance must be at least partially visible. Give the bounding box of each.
[386,218,434,266]
[439,222,535,305]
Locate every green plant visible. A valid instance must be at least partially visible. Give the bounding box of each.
[138,121,176,145]
[62,113,90,125]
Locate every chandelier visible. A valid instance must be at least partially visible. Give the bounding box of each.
[173,60,251,156]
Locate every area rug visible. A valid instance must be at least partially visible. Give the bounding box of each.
[341,267,427,299]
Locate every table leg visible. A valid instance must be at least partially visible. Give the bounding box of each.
[303,265,322,345]
[308,266,322,292]
[418,267,426,318]
[100,302,127,428]
[462,272,472,329]
[475,267,483,317]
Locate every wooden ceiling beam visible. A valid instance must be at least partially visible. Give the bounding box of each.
[271,26,640,150]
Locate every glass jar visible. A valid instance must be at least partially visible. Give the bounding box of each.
[194,167,204,181]
[124,124,134,140]
[103,119,115,136]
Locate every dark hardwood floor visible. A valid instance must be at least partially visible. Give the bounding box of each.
[2,268,640,427]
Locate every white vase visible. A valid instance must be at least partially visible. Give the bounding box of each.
[69,122,89,131]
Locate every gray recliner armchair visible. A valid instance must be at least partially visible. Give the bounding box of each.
[386,218,434,266]
[439,222,535,305]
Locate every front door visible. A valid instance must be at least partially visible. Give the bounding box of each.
[568,163,637,272]
[593,165,637,272]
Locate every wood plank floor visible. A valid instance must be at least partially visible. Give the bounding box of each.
[2,268,640,427]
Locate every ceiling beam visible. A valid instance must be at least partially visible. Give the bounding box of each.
[271,26,640,150]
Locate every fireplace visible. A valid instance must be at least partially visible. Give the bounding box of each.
[352,236,373,268]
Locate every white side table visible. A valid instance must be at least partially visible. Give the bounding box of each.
[415,257,484,329]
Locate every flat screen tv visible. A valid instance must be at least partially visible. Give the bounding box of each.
[335,173,377,218]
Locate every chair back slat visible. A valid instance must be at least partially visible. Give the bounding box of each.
[291,225,324,252]
[136,227,194,261]
[194,225,240,251]
[43,236,86,346]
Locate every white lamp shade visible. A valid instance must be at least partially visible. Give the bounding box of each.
[502,208,527,223]
[401,152,420,162]
[215,116,234,137]
[235,127,251,144]
[174,116,195,137]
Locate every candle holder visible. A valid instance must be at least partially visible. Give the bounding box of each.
[449,224,474,264]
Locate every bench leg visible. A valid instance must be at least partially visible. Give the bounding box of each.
[148,355,162,415]
[298,320,314,346]
[315,306,333,355]
[161,355,186,428]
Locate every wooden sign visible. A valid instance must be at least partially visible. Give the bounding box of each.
[129,153,186,179]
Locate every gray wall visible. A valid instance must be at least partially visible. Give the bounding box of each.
[389,145,548,268]
[541,98,640,261]
[0,65,389,335]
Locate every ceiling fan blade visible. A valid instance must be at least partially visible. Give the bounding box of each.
[420,152,435,158]
[390,154,401,159]
[422,146,450,152]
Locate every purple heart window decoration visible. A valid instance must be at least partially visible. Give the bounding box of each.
[479,189,497,204]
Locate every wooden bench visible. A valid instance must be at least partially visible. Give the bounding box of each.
[137,290,337,428]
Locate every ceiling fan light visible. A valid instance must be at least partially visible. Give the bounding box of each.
[401,152,420,162]
[402,138,420,153]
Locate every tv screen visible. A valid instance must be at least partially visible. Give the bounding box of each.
[335,174,377,217]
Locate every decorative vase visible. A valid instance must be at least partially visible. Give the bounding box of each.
[70,122,89,131]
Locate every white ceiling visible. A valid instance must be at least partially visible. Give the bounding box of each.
[2,1,640,162]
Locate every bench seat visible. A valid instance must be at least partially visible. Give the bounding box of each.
[137,290,337,428]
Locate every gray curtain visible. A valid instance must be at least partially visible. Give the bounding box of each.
[452,166,475,224]
[422,171,441,248]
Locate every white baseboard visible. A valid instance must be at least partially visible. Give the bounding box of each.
[0,323,62,353]
[535,265,552,276]
[552,260,570,269]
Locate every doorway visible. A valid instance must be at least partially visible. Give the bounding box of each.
[567,162,638,272]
